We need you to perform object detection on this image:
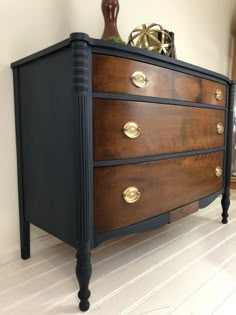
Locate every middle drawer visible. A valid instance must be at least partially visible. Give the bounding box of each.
[93,99,225,160]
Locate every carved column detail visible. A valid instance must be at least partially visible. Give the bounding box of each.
[222,82,235,223]
[71,39,93,311]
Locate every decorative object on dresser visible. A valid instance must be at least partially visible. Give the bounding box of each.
[101,0,124,43]
[11,33,234,312]
[128,22,176,58]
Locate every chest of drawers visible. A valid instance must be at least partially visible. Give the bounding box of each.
[11,33,234,311]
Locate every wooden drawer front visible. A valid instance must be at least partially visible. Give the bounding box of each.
[94,151,224,233]
[93,99,225,160]
[93,55,226,106]
[169,201,199,222]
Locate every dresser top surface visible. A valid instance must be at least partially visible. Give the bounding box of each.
[11,32,229,83]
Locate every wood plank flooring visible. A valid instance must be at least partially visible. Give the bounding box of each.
[1,194,236,314]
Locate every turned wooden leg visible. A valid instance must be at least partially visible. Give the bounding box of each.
[76,242,92,312]
[20,218,30,260]
[221,193,230,224]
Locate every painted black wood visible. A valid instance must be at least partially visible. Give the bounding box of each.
[93,93,227,111]
[15,47,78,248]
[13,68,30,260]
[12,33,229,84]
[95,212,169,246]
[199,190,223,209]
[11,38,71,68]
[222,85,230,192]
[94,147,225,167]
[222,194,230,223]
[76,242,92,312]
[221,82,235,223]
[71,39,94,311]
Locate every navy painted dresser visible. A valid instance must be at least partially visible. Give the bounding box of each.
[11,33,234,311]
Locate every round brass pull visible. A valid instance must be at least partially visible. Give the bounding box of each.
[131,71,148,88]
[215,89,223,101]
[123,121,141,139]
[122,186,141,203]
[215,166,223,177]
[217,123,224,135]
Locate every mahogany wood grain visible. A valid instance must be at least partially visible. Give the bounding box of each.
[94,151,224,233]
[169,201,199,222]
[93,99,225,160]
[93,55,226,106]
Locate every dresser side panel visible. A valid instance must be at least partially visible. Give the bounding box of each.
[18,47,77,247]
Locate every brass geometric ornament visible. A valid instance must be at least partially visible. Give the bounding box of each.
[128,23,176,58]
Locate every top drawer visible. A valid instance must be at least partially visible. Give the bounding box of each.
[92,55,226,107]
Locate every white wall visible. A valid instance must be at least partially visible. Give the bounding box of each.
[0,0,235,266]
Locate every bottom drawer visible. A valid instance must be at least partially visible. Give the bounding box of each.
[94,151,224,233]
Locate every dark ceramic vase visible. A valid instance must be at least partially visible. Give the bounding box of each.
[101,0,121,39]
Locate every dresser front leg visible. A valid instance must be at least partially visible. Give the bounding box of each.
[221,193,230,224]
[76,242,92,312]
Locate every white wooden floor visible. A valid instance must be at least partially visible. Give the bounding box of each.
[1,194,236,315]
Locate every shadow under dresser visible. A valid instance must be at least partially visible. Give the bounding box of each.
[11,33,234,311]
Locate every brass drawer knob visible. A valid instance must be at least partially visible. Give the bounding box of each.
[123,121,141,138]
[215,166,223,177]
[122,186,141,203]
[131,71,148,88]
[215,89,223,101]
[217,123,224,135]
